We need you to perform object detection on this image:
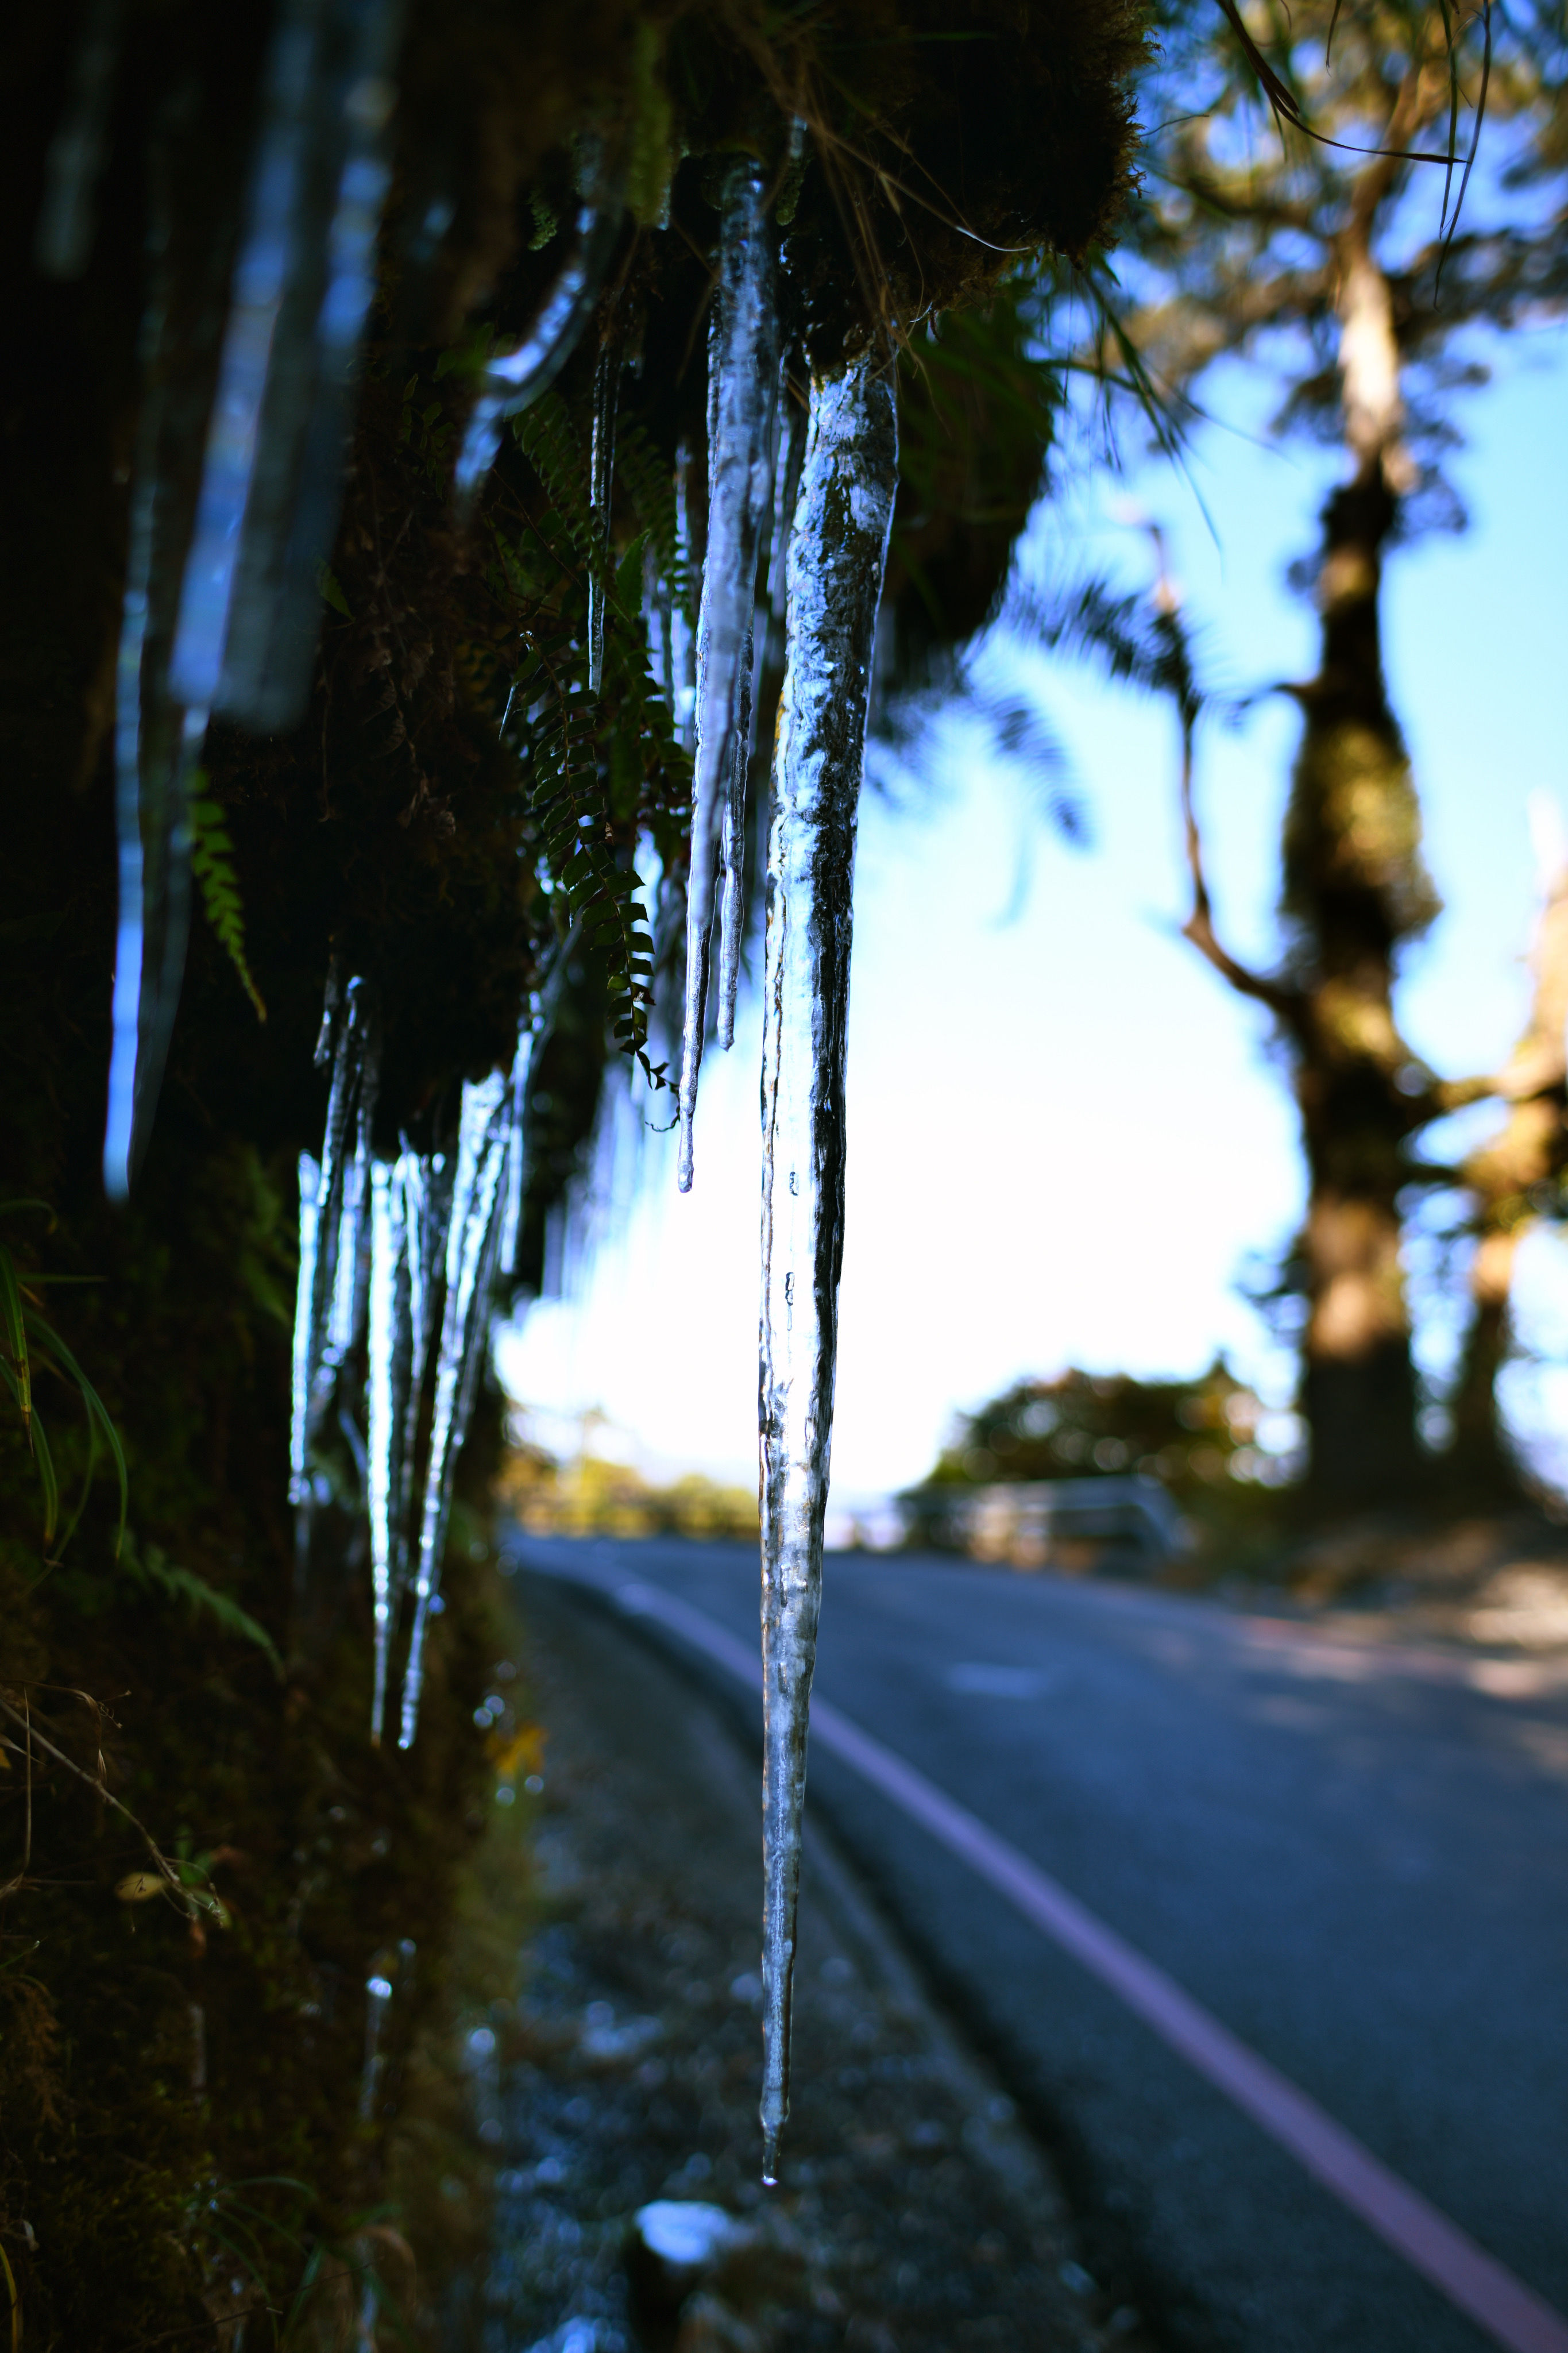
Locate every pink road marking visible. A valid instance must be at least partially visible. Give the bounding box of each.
[608,1574,1568,2353]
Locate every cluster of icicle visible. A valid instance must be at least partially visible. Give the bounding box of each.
[656,163,900,2184]
[289,966,554,1748]
[59,0,903,2178]
[52,0,619,1200]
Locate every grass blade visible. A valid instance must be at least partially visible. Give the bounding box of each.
[0,1246,31,1435]
[24,1309,129,1550]
[32,1405,59,1548]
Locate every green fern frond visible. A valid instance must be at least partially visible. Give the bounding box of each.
[120,1530,281,1673]
[191,793,267,1022]
[515,392,594,563]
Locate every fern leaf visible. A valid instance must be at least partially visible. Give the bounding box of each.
[121,1532,282,1673]
[191,795,267,1022]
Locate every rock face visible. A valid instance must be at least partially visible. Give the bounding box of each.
[1,4,1143,2339]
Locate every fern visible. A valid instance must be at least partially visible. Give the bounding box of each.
[616,418,695,623]
[119,1529,281,1673]
[191,792,267,1021]
[500,396,693,1086]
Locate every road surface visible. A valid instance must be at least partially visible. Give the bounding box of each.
[505,1534,1568,2353]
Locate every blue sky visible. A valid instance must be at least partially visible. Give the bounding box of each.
[499,325,1568,1502]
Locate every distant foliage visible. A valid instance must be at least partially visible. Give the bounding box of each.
[499,1441,758,1540]
[921,1363,1288,1501]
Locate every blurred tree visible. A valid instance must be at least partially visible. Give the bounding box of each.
[1024,0,1568,1512]
[901,1360,1288,1563]
[916,1360,1272,1498]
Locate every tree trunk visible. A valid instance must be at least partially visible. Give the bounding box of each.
[1443,852,1568,1497]
[1446,1227,1519,1494]
[1282,453,1439,1510]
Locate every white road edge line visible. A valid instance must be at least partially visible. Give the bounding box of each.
[556,1563,1568,2353]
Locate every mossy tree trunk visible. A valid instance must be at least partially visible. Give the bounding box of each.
[1281,465,1433,1513]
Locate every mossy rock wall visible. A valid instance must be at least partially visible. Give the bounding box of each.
[0,2,1141,2338]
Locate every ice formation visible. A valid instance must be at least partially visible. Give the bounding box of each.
[289,959,551,1737]
[756,349,898,2182]
[398,1070,511,1749]
[714,362,803,1054]
[171,0,404,731]
[288,975,379,1576]
[366,1160,408,1742]
[105,0,402,1195]
[33,0,124,280]
[453,167,623,510]
[586,339,620,695]
[676,161,778,1191]
[102,199,208,1202]
[714,609,755,1051]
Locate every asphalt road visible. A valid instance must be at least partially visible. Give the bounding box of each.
[505,1534,1568,2353]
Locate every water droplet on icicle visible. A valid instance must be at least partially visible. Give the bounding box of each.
[677,161,778,1191]
[756,348,898,2185]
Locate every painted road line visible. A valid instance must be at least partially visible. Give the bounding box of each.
[586,1570,1568,2353]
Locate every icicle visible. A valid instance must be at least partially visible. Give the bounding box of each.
[291,973,375,1573]
[306,977,373,1428]
[670,443,698,751]
[290,1154,325,1510]
[643,539,675,724]
[756,349,898,2185]
[366,1159,408,1742]
[677,163,779,1191]
[767,376,806,626]
[399,1147,440,1449]
[453,171,622,512]
[715,609,755,1050]
[586,337,619,695]
[398,1074,509,1748]
[498,1028,534,1280]
[169,0,405,732]
[325,1005,380,1374]
[103,155,210,1201]
[104,674,205,1198]
[33,0,124,280]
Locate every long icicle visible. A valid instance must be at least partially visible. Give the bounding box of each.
[715,610,755,1049]
[757,347,897,2186]
[452,168,622,512]
[103,149,208,1200]
[399,1073,508,1748]
[367,1157,408,1743]
[290,1151,325,1514]
[292,973,373,1576]
[676,161,778,1191]
[670,442,697,751]
[169,0,405,732]
[586,336,619,696]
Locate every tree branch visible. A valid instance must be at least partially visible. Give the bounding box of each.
[1172,644,1299,1016]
